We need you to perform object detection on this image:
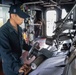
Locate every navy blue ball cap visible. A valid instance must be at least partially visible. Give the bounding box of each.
[9,4,30,19]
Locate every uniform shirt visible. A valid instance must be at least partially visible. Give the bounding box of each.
[0,20,31,75]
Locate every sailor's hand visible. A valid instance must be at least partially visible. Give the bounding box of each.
[35,42,40,49]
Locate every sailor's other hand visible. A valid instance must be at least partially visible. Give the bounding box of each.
[19,64,29,72]
[19,64,31,74]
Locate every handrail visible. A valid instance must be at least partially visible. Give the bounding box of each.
[54,4,76,33]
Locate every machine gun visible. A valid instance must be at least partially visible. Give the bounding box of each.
[19,39,55,75]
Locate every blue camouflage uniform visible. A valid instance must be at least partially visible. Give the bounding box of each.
[0,20,31,75]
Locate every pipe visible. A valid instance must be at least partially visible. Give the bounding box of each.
[23,1,44,5]
[50,0,57,5]
[0,4,10,7]
[58,0,76,4]
[43,4,57,7]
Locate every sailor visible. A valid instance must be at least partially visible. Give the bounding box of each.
[0,4,31,75]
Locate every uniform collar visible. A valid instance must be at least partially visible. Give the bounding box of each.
[7,20,22,34]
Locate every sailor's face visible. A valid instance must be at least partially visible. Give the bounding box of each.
[14,14,24,25]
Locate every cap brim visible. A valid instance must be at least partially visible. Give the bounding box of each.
[18,11,30,19]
